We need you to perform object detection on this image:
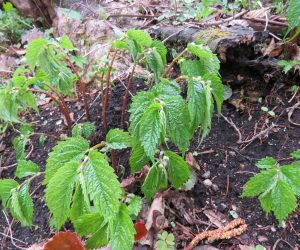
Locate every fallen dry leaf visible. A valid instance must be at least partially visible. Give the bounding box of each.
[203,209,227,228]
[185,152,201,171]
[44,231,85,250]
[134,221,148,241]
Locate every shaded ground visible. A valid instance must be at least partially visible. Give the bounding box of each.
[0,77,299,249]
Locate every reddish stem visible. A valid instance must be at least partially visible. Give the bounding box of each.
[120,62,137,128]
[66,58,90,120]
[102,51,118,131]
[162,48,187,78]
[110,149,118,172]
[29,89,72,132]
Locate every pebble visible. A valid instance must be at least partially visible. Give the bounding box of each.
[56,120,62,125]
[212,184,219,191]
[203,179,212,187]
[228,151,236,156]
[201,171,211,179]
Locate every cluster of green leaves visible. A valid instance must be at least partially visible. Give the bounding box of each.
[0,35,77,127]
[0,126,141,250]
[242,150,300,225]
[114,29,167,82]
[155,231,175,250]
[128,41,223,199]
[278,60,300,74]
[286,0,300,33]
[0,2,33,44]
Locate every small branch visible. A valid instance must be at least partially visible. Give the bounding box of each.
[243,16,288,27]
[287,101,300,127]
[162,48,188,78]
[102,50,118,131]
[200,10,248,26]
[121,61,137,128]
[108,14,159,18]
[221,114,243,143]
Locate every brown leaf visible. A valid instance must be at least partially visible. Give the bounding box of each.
[203,210,227,228]
[145,193,165,232]
[44,231,85,250]
[185,152,200,171]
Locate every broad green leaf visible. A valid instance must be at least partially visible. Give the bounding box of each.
[0,179,18,207]
[0,92,20,123]
[152,79,181,97]
[280,164,300,195]
[164,150,190,189]
[26,38,47,70]
[164,95,191,153]
[286,0,300,30]
[142,163,168,199]
[72,122,95,139]
[139,103,162,159]
[70,184,90,222]
[13,136,28,161]
[15,160,40,179]
[242,169,278,197]
[145,48,165,82]
[127,29,152,47]
[187,78,206,132]
[127,195,142,217]
[60,35,74,50]
[129,91,155,135]
[151,40,167,65]
[86,224,109,249]
[203,73,223,113]
[110,204,135,250]
[10,183,33,227]
[114,40,129,50]
[180,59,203,77]
[3,2,15,11]
[259,191,272,216]
[129,139,150,172]
[19,124,33,135]
[44,137,89,184]
[271,179,297,223]
[19,91,38,112]
[256,156,277,169]
[106,128,131,150]
[290,149,300,159]
[74,212,104,236]
[45,161,79,230]
[84,150,122,219]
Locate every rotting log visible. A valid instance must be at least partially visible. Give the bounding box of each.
[153,25,299,87]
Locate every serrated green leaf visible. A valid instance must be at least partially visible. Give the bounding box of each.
[152,79,181,97]
[74,212,104,236]
[203,73,223,113]
[110,204,135,250]
[129,91,155,135]
[139,103,163,159]
[106,128,131,150]
[187,78,206,132]
[44,137,89,184]
[19,124,33,135]
[164,95,191,153]
[129,139,150,172]
[127,29,153,47]
[280,164,300,195]
[26,38,47,71]
[70,184,90,222]
[271,179,297,223]
[19,91,38,112]
[72,122,95,139]
[259,191,272,216]
[127,195,142,217]
[145,48,165,82]
[242,169,278,197]
[3,2,15,11]
[142,163,168,199]
[114,40,129,50]
[10,183,33,227]
[86,224,109,249]
[290,149,300,159]
[84,150,122,219]
[256,156,277,169]
[286,0,300,30]
[151,40,167,65]
[15,160,40,179]
[0,179,18,207]
[45,161,79,230]
[164,150,190,189]
[180,59,204,77]
[13,136,28,161]
[60,35,74,50]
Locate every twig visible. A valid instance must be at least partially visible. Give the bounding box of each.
[272,238,295,250]
[162,48,188,78]
[204,10,248,26]
[288,87,299,103]
[221,114,243,143]
[225,175,230,196]
[287,101,300,127]
[243,17,288,26]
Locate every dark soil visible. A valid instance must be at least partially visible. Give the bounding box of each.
[0,78,299,249]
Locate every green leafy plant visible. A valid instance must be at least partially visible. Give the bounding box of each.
[0,127,141,249]
[128,40,224,199]
[242,150,300,225]
[0,2,33,44]
[278,60,300,74]
[156,231,175,250]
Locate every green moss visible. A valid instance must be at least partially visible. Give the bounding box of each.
[195,29,231,45]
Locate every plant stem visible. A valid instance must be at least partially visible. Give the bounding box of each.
[162,48,187,78]
[110,149,118,172]
[120,61,137,128]
[29,89,72,132]
[18,172,45,189]
[102,50,118,131]
[90,141,107,151]
[66,58,90,120]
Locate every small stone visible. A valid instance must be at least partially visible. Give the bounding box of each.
[212,184,219,191]
[201,171,211,179]
[203,179,212,187]
[229,151,236,156]
[271,226,276,232]
[258,235,268,242]
[56,120,62,125]
[114,106,122,111]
